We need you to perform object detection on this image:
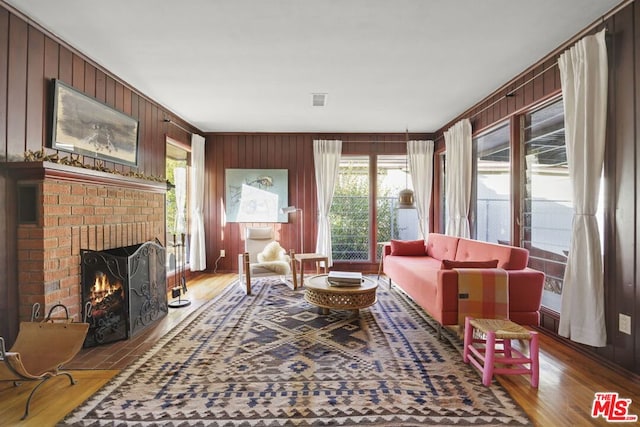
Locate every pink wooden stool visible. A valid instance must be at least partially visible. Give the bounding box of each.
[463,316,539,387]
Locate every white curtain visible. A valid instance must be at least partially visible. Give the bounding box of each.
[444,119,472,238]
[408,140,434,241]
[314,139,342,266]
[189,134,207,271]
[558,29,608,347]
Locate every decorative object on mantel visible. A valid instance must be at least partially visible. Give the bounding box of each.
[22,149,167,183]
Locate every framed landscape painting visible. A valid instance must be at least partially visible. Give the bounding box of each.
[225,169,288,222]
[50,79,139,167]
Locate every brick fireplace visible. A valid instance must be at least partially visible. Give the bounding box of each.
[10,162,167,323]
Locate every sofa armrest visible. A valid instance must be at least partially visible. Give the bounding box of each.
[436,270,460,314]
[383,244,392,256]
[506,268,545,312]
[435,268,545,325]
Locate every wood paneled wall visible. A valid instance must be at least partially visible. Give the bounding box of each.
[204,133,432,274]
[0,4,196,344]
[1,0,637,375]
[432,2,639,374]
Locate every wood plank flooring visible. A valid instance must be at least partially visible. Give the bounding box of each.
[0,273,638,426]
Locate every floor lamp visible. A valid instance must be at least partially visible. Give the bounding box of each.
[281,206,303,254]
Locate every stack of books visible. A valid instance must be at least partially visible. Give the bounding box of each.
[327,271,363,287]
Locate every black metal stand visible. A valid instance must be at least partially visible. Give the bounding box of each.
[168,233,191,308]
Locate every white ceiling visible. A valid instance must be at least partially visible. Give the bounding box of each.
[5,0,623,133]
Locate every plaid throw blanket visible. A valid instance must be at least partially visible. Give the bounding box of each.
[456,268,509,327]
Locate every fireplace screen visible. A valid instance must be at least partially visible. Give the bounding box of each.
[81,240,167,347]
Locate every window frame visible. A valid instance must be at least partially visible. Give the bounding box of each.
[330,153,418,264]
[470,120,512,244]
[166,136,192,273]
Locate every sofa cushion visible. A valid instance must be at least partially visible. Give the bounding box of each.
[425,234,459,261]
[390,239,426,256]
[441,259,499,270]
[455,238,528,270]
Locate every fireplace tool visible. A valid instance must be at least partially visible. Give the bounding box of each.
[168,233,191,308]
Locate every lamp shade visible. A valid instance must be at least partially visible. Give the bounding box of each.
[397,188,415,209]
[281,206,297,214]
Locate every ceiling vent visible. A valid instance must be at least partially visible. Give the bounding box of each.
[312,93,327,107]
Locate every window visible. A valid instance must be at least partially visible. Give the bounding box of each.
[472,122,511,243]
[376,155,419,258]
[166,138,191,272]
[522,99,570,313]
[331,156,370,261]
[330,154,418,262]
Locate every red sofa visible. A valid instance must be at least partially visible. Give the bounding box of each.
[383,233,544,327]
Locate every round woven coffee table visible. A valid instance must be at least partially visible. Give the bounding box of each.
[304,274,378,315]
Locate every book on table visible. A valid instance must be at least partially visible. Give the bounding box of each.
[327,271,363,287]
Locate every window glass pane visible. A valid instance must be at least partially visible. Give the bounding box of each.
[330,156,370,261]
[376,155,419,260]
[522,99,569,312]
[473,123,511,244]
[166,142,190,272]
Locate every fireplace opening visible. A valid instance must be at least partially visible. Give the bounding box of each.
[81,240,167,347]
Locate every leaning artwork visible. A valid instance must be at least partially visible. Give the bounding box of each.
[50,79,139,167]
[225,169,288,222]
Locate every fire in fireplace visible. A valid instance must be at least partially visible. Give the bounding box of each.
[81,240,167,347]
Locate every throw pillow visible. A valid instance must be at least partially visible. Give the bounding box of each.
[257,241,286,262]
[390,239,426,256]
[441,259,499,270]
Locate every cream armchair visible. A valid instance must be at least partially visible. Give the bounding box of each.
[238,227,291,295]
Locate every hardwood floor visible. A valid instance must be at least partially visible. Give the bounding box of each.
[0,273,637,426]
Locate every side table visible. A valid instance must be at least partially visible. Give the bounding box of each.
[291,252,328,289]
[304,274,378,315]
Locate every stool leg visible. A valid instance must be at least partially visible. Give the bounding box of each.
[483,331,496,386]
[530,332,539,388]
[503,338,512,358]
[463,316,473,363]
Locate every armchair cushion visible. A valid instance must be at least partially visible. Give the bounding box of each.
[255,241,291,275]
[253,260,291,275]
[257,241,288,263]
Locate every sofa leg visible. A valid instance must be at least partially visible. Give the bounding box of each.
[388,278,393,289]
[437,324,442,340]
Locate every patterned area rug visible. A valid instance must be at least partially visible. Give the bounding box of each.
[62,278,531,426]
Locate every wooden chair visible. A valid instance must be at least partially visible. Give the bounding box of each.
[0,303,89,419]
[238,226,291,295]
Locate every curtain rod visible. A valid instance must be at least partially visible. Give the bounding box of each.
[435,21,615,143]
[164,119,192,135]
[470,61,559,121]
[433,60,557,143]
[339,139,432,144]
[469,25,611,122]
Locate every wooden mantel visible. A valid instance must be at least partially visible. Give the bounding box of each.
[3,161,168,193]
